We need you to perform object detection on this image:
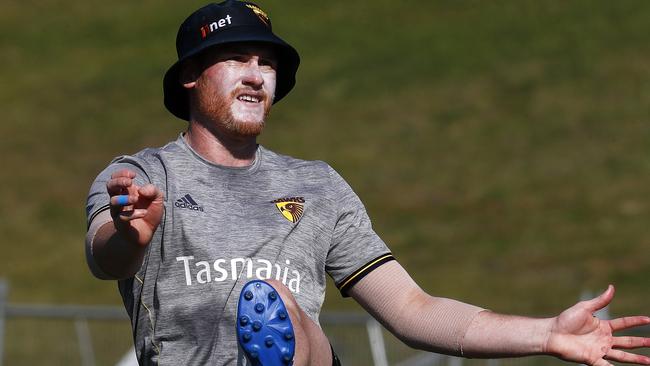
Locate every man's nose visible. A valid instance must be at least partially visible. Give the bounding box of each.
[241,58,264,88]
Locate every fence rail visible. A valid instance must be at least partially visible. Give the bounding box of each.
[2,301,396,366]
[0,279,494,366]
[0,278,407,366]
[2,278,649,366]
[5,304,128,320]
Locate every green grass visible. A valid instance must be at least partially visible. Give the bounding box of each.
[2,0,650,363]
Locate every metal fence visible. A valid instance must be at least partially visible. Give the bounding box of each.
[0,278,464,365]
[2,279,648,366]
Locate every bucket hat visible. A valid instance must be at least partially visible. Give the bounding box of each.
[163,0,300,120]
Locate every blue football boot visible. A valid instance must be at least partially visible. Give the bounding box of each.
[237,280,296,365]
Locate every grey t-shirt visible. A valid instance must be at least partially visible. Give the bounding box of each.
[86,135,394,365]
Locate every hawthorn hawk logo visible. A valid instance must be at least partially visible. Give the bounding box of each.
[271,197,305,223]
[245,3,270,27]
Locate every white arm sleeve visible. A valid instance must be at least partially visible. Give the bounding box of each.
[348,260,485,356]
[84,209,114,280]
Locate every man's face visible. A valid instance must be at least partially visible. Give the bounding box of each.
[186,43,277,137]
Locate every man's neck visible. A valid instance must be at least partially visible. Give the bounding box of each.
[184,122,258,167]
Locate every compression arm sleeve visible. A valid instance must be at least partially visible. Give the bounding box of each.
[348,260,485,356]
[85,209,114,280]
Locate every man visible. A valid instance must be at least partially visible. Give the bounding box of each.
[85,1,650,365]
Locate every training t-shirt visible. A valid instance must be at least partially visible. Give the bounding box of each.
[86,134,394,365]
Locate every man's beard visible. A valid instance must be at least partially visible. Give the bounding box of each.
[194,87,272,137]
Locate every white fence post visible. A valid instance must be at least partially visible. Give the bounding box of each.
[75,318,95,366]
[0,279,7,366]
[366,318,389,366]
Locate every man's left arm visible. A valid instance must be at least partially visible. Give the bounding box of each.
[465,285,650,365]
[349,261,650,365]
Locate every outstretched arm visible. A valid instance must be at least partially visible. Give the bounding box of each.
[349,261,650,365]
[463,285,650,365]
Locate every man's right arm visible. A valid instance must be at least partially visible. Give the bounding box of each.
[85,169,164,280]
[86,215,149,280]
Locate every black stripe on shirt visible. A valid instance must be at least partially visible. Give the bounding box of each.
[337,253,396,297]
[87,204,110,229]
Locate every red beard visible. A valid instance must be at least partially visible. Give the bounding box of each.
[192,86,272,137]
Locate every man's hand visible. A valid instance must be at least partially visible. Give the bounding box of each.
[546,285,650,366]
[107,169,164,247]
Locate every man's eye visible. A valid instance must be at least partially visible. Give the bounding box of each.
[259,59,277,69]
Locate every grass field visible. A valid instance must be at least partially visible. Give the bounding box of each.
[2,0,650,364]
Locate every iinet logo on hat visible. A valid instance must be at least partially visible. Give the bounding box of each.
[200,14,233,38]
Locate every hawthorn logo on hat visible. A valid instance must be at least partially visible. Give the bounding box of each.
[245,4,270,27]
[163,0,300,121]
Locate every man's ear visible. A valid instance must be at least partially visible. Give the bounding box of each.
[180,59,199,89]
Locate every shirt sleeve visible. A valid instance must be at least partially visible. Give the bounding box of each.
[85,155,153,228]
[325,166,395,297]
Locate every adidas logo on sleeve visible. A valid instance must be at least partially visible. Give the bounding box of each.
[175,194,204,212]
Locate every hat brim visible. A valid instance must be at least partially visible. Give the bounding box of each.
[163,26,300,121]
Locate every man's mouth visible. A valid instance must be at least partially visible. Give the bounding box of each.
[237,94,262,104]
